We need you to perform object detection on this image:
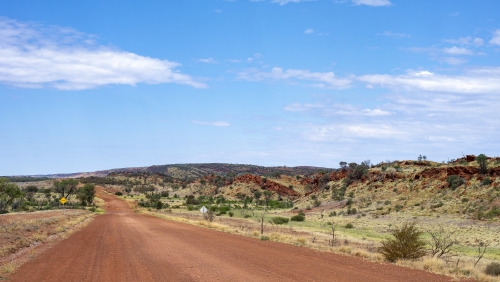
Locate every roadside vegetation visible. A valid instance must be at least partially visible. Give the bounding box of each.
[1,154,499,280]
[0,178,102,214]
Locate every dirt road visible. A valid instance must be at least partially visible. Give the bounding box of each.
[12,190,453,281]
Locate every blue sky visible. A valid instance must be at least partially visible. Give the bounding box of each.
[1,0,499,175]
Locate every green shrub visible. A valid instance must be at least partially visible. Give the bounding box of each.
[345,223,354,229]
[431,201,444,209]
[485,262,500,276]
[155,201,163,210]
[379,222,426,262]
[271,217,289,225]
[484,207,500,219]
[260,236,270,241]
[329,211,337,217]
[481,177,492,186]
[228,211,234,217]
[313,198,322,207]
[115,191,123,196]
[291,212,305,222]
[395,204,403,212]
[160,191,169,197]
[446,175,465,190]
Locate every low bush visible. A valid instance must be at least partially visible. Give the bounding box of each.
[481,177,492,186]
[271,217,289,225]
[347,207,357,215]
[345,223,354,229]
[291,212,305,222]
[379,222,426,262]
[446,175,465,190]
[115,191,123,196]
[485,262,500,276]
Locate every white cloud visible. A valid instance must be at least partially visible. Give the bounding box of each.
[444,36,483,47]
[198,58,217,64]
[490,30,500,46]
[306,123,405,141]
[358,67,500,94]
[239,67,352,89]
[271,0,315,5]
[284,103,324,112]
[304,28,314,34]
[351,0,391,7]
[0,17,205,90]
[251,0,315,5]
[361,109,391,116]
[443,46,473,55]
[377,31,410,38]
[192,121,231,127]
[436,57,467,65]
[285,102,392,117]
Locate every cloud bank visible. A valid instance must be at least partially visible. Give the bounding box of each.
[0,17,205,90]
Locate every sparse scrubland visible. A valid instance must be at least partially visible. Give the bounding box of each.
[0,178,104,278]
[1,155,499,280]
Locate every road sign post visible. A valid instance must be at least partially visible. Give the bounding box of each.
[200,206,207,214]
[60,197,67,212]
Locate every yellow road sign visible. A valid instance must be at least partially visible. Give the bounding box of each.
[60,197,67,204]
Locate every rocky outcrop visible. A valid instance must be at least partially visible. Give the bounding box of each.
[235,174,300,198]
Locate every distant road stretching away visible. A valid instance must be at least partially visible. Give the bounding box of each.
[12,188,452,281]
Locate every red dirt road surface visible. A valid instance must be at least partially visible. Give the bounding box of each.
[12,190,453,282]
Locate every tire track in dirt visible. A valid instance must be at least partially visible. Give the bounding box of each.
[11,188,455,281]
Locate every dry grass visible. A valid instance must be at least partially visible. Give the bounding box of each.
[140,205,500,281]
[0,209,96,278]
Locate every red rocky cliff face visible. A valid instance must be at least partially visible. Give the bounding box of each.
[235,174,300,198]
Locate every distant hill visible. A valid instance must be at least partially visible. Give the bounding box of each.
[20,163,333,180]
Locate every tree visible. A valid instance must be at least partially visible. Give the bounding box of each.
[428,227,457,258]
[0,178,24,213]
[53,179,79,200]
[379,222,427,262]
[475,240,491,267]
[260,207,267,234]
[476,154,488,175]
[263,191,272,208]
[254,191,262,205]
[339,161,347,169]
[76,183,96,206]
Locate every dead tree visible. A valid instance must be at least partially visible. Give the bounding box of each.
[330,221,336,246]
[428,227,457,258]
[260,207,267,235]
[474,240,491,267]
